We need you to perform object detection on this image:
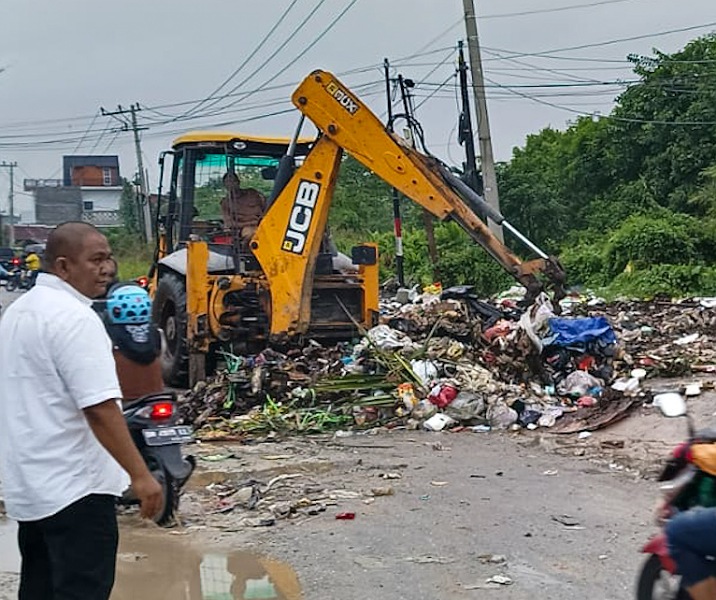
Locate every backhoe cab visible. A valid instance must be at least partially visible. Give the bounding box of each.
[150,70,566,387]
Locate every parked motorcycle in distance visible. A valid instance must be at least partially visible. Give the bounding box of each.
[636,394,716,600]
[119,392,195,526]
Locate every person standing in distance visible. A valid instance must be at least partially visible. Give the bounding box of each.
[0,221,163,600]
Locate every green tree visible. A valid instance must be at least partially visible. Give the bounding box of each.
[119,178,140,232]
[610,34,716,212]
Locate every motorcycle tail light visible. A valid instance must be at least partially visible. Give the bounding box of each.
[136,276,149,288]
[10,257,19,266]
[136,402,174,420]
[150,402,174,420]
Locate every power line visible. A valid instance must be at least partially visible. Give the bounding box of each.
[492,21,716,61]
[177,0,332,120]
[101,129,122,154]
[481,0,638,19]
[199,0,361,118]
[414,72,457,111]
[178,0,301,119]
[482,73,716,125]
[70,110,100,154]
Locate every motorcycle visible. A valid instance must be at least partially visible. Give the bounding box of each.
[5,267,36,292]
[637,398,716,600]
[119,392,195,526]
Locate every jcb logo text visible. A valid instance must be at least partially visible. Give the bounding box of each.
[282,180,321,254]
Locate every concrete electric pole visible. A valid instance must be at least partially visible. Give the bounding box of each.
[0,161,17,246]
[462,0,504,241]
[100,104,153,243]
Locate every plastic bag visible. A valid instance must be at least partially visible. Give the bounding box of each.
[411,359,438,385]
[557,370,603,397]
[366,324,415,351]
[487,402,518,429]
[518,293,555,352]
[444,391,486,421]
[423,413,456,432]
[428,384,458,409]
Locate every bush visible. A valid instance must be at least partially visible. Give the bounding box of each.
[603,214,700,278]
[364,222,512,295]
[103,228,153,279]
[559,241,608,287]
[607,264,716,299]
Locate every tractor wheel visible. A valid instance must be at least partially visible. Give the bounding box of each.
[153,273,189,387]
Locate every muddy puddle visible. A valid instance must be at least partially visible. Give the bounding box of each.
[113,530,302,600]
[0,519,301,599]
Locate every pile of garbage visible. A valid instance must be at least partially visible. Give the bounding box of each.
[178,285,716,439]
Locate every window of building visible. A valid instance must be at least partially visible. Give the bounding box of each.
[103,168,112,186]
[83,201,94,211]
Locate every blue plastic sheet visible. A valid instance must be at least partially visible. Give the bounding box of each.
[545,316,616,347]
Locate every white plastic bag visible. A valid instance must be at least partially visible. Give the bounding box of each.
[518,292,555,352]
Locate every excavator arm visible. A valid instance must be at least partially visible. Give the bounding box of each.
[251,70,566,338]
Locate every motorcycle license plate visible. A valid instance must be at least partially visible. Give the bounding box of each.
[142,426,193,446]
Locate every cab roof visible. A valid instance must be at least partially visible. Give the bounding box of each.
[171,131,315,158]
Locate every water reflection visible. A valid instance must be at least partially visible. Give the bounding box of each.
[112,531,302,600]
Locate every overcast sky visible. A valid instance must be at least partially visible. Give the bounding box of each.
[1,0,715,221]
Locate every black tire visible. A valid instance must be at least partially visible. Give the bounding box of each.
[153,273,189,387]
[636,554,690,600]
[5,276,17,292]
[153,468,179,527]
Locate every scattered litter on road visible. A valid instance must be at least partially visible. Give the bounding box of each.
[551,514,581,527]
[478,554,507,564]
[485,574,514,586]
[199,453,232,462]
[405,555,454,565]
[335,512,356,520]
[117,553,148,562]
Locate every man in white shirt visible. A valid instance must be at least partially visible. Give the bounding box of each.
[0,221,163,600]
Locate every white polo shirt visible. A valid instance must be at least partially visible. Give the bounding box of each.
[0,273,129,521]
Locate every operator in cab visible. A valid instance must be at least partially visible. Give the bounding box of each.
[220,170,266,242]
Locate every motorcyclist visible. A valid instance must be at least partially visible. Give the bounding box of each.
[665,440,716,600]
[103,283,164,403]
[23,249,41,287]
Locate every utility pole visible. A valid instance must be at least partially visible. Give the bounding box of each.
[397,75,441,283]
[457,41,481,195]
[0,161,17,246]
[462,0,504,241]
[100,103,153,243]
[383,58,406,288]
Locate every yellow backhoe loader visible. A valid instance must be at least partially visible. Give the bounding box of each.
[149,70,565,386]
